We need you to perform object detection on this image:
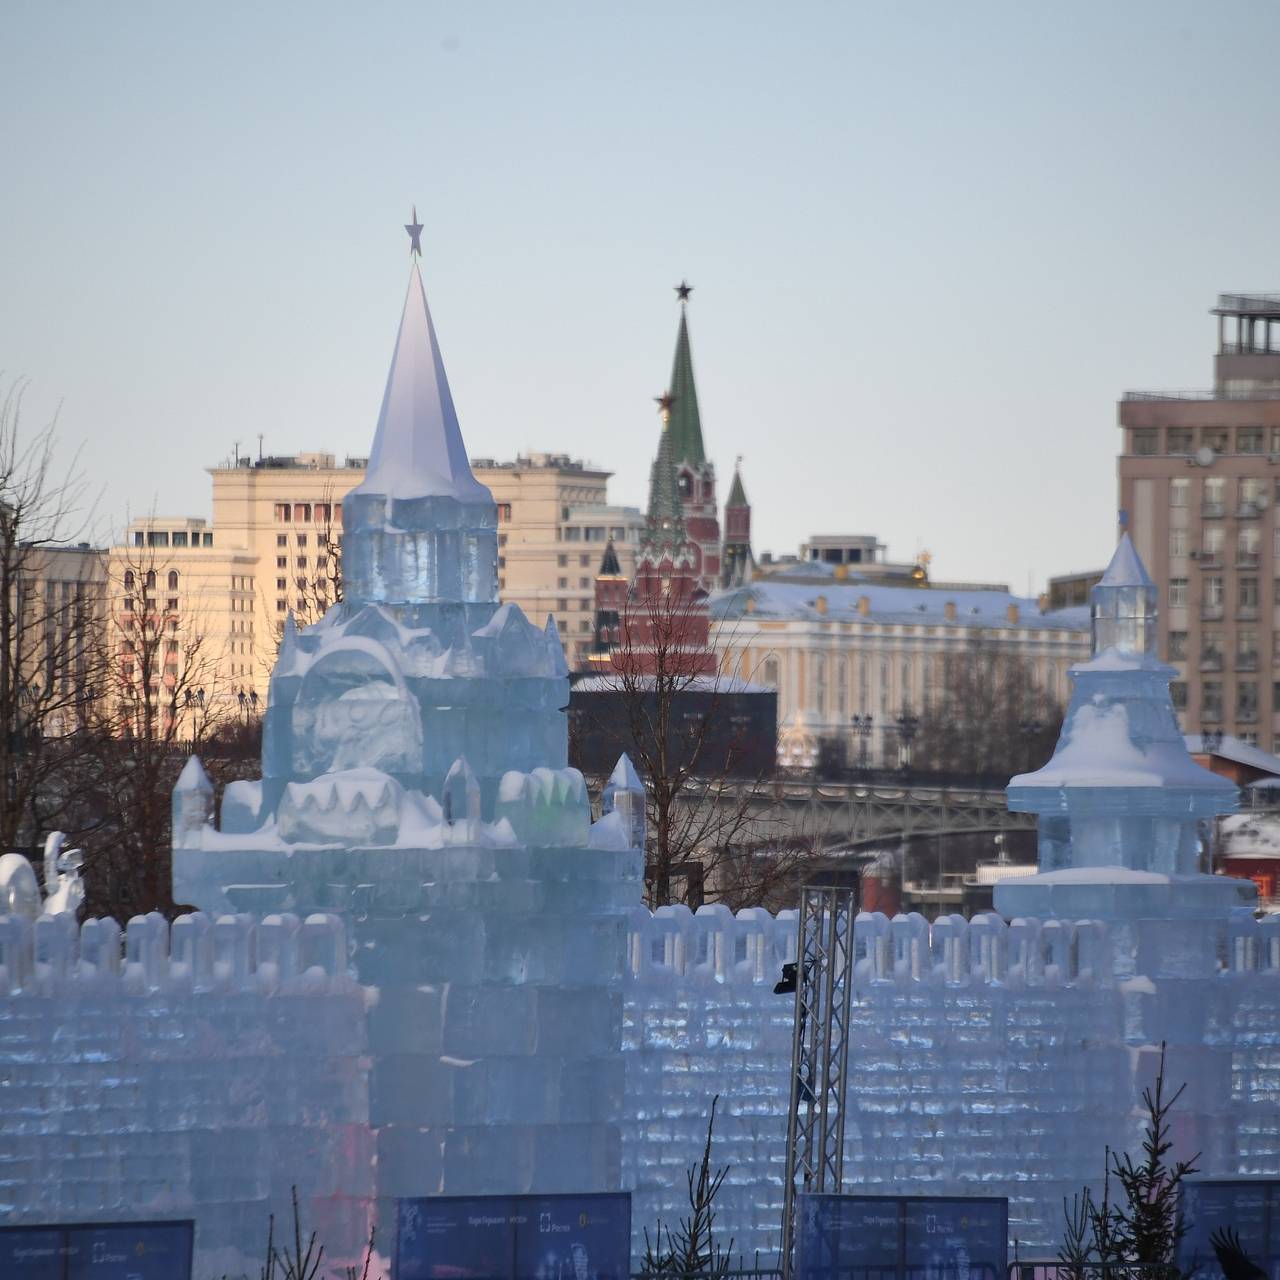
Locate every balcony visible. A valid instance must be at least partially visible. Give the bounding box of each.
[1238,707,1260,724]
[1200,654,1224,672]
[1201,603,1225,621]
[1238,605,1260,621]
[1202,502,1226,519]
[1237,503,1265,520]
[1238,653,1260,672]
[1236,551,1262,569]
[1196,553,1223,569]
[1202,705,1223,722]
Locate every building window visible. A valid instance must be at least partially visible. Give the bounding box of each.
[315,503,330,522]
[166,597,177,611]
[275,504,291,522]
[1238,681,1259,721]
[277,599,287,612]
[124,570,135,589]
[296,534,308,547]
[296,577,307,590]
[764,657,779,688]
[1132,429,1157,455]
[134,532,144,546]
[1239,428,1265,454]
[1239,632,1259,668]
[172,531,188,547]
[580,555,590,567]
[557,598,568,611]
[1167,428,1193,453]
[1205,576,1225,607]
[124,597,134,612]
[564,527,581,542]
[1202,428,1229,454]
[1170,528,1188,559]
[1202,681,1222,720]
[277,556,287,568]
[1170,681,1187,711]
[297,557,308,568]
[579,577,590,589]
[1201,631,1222,668]
[277,534,288,547]
[814,657,827,713]
[557,554,568,568]
[1203,526,1224,559]
[202,533,213,547]
[167,571,179,590]
[147,531,169,547]
[1167,630,1187,661]
[1168,578,1188,607]
[1241,476,1267,511]
[1239,526,1262,566]
[498,503,512,523]
[277,578,286,590]
[294,504,311,522]
[1204,477,1226,513]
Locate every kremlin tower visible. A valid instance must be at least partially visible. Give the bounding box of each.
[666,282,722,595]
[721,461,753,588]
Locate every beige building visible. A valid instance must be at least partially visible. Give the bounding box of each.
[15,542,107,736]
[711,561,1090,766]
[1119,293,1280,749]
[109,450,643,705]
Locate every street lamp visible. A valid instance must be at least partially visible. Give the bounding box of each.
[851,713,874,776]
[895,707,919,774]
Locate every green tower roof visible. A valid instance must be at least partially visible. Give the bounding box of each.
[667,309,706,468]
[726,465,748,508]
[643,415,688,552]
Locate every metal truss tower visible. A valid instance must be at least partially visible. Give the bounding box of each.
[780,869,860,1276]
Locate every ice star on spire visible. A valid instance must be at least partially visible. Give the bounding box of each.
[654,390,675,419]
[404,206,423,258]
[675,280,693,303]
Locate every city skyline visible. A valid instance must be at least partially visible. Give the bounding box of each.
[4,2,1280,590]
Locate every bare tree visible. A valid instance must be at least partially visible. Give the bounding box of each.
[78,535,235,919]
[583,583,808,909]
[0,381,103,859]
[912,636,1063,782]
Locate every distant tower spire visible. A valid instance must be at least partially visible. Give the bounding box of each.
[721,459,753,588]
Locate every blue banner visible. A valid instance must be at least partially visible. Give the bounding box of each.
[1179,1179,1280,1280]
[395,1193,631,1280]
[0,1219,194,1280]
[796,1194,1007,1280]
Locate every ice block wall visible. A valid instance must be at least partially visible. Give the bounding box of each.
[622,904,1280,1261]
[0,909,372,1278]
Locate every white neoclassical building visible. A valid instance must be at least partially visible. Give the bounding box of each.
[710,561,1091,766]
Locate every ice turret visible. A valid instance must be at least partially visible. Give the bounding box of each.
[996,536,1253,921]
[602,753,647,851]
[343,259,497,616]
[173,756,214,837]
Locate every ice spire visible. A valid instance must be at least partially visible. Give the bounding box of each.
[342,218,498,613]
[352,259,490,504]
[1092,533,1157,657]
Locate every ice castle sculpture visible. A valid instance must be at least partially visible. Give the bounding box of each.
[4,241,1280,1274]
[997,534,1255,922]
[174,247,644,1237]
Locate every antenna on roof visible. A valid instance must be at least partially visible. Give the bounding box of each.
[257,433,264,463]
[232,440,241,467]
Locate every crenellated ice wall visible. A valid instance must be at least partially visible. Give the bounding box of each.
[0,910,372,1276]
[621,904,1280,1260]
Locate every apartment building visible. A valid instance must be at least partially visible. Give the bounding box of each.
[108,450,643,705]
[109,516,259,724]
[1119,293,1280,748]
[472,453,644,668]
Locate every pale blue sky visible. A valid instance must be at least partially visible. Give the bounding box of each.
[2,1,1278,591]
